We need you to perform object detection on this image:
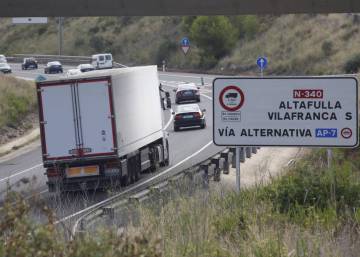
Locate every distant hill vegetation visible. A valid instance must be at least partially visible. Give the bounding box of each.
[0,14,359,75]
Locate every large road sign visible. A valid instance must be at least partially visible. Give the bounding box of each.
[213,77,358,147]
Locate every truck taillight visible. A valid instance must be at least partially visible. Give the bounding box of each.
[194,112,201,119]
[46,168,61,178]
[175,114,182,120]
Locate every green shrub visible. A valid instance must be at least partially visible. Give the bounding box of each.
[344,54,360,73]
[155,40,177,66]
[262,148,360,225]
[321,40,334,56]
[190,16,238,68]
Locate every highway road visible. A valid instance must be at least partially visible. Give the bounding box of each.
[0,63,223,221]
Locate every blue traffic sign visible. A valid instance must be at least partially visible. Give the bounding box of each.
[257,57,268,70]
[181,37,190,47]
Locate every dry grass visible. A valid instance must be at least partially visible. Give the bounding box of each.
[219,14,360,75]
[0,75,36,128]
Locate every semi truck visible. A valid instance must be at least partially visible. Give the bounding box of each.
[36,66,170,192]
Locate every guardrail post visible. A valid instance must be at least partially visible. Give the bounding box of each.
[240,147,246,163]
[220,149,230,174]
[200,161,211,188]
[245,147,252,158]
[211,155,224,182]
[229,148,236,167]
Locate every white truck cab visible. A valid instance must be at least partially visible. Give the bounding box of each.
[91,53,113,69]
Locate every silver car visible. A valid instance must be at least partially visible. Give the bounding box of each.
[0,63,11,73]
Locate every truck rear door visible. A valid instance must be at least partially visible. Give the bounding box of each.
[39,82,77,160]
[77,79,116,157]
[38,77,117,161]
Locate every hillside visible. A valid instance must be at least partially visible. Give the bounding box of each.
[0,14,359,74]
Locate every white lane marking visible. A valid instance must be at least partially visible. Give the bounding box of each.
[66,140,214,229]
[16,76,35,81]
[0,163,43,183]
[200,93,212,100]
[164,108,174,130]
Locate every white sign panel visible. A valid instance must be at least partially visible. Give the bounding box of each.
[213,77,358,147]
[12,17,48,24]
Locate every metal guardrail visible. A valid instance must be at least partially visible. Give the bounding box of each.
[7,54,128,68]
[71,146,261,236]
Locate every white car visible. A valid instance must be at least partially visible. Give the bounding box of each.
[0,62,11,73]
[77,64,95,72]
[174,83,201,104]
[66,69,81,76]
[91,53,113,69]
[0,55,7,63]
[172,103,206,131]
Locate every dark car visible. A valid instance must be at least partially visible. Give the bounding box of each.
[174,83,200,104]
[44,61,63,74]
[22,58,38,70]
[0,63,12,73]
[172,104,206,131]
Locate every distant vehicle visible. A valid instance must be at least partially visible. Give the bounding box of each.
[77,63,95,73]
[66,69,81,76]
[0,62,12,73]
[174,83,200,104]
[0,55,7,63]
[172,103,206,131]
[91,53,113,69]
[44,61,63,74]
[22,58,38,70]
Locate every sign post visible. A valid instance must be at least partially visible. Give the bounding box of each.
[213,77,358,190]
[235,147,241,192]
[181,37,190,55]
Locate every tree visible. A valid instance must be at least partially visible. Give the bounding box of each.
[190,16,238,68]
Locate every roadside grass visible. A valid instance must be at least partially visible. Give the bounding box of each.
[129,147,360,257]
[1,146,358,256]
[0,75,37,129]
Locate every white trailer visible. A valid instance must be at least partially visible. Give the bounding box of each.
[37,66,169,192]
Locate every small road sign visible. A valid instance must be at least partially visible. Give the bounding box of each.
[257,57,268,70]
[181,37,190,55]
[341,128,352,139]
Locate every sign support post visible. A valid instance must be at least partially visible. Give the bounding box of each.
[327,149,332,169]
[236,147,241,192]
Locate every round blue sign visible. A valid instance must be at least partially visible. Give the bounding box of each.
[181,37,190,47]
[257,57,268,70]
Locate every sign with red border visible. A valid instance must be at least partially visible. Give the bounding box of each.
[213,77,358,148]
[219,85,245,111]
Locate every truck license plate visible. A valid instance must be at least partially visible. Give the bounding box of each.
[66,165,99,178]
